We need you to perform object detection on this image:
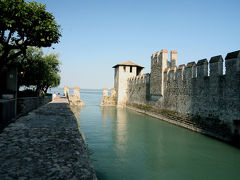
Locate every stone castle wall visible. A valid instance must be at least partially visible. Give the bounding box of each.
[126,50,240,141]
[127,74,150,105]
[161,54,240,124]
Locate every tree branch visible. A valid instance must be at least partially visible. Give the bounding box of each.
[6,30,13,44]
[7,50,24,61]
[0,46,10,64]
[0,30,5,41]
[14,39,21,46]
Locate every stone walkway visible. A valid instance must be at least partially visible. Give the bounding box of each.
[0,98,97,179]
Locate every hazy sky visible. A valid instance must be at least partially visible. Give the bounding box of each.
[34,0,240,89]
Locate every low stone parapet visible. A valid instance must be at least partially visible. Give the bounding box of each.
[0,99,16,129]
[17,96,52,116]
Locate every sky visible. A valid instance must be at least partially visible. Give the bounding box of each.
[33,0,240,89]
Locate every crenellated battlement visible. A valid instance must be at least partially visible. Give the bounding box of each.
[209,55,223,76]
[163,50,240,83]
[159,50,240,135]
[225,50,240,74]
[151,52,158,64]
[128,73,150,84]
[127,74,150,105]
[176,65,185,80]
[168,66,177,81]
[110,49,240,143]
[196,59,208,77]
[151,50,168,64]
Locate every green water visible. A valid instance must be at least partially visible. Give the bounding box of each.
[78,90,240,180]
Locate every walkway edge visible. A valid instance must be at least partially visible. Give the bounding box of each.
[0,98,98,179]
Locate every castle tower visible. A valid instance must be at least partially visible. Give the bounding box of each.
[170,50,178,67]
[113,61,144,106]
[150,49,168,100]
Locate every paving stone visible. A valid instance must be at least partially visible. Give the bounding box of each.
[0,98,97,179]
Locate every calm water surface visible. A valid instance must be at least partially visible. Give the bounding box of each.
[75,89,239,180]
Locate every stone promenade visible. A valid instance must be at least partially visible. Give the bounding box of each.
[0,98,97,179]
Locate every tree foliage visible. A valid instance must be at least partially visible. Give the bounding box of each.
[18,47,61,95]
[0,0,61,65]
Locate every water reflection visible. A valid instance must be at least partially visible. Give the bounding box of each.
[78,90,240,180]
[115,108,128,148]
[100,107,116,121]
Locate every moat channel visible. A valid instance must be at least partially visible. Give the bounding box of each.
[76,90,240,180]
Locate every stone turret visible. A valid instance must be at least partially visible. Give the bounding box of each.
[113,61,144,106]
[150,49,168,100]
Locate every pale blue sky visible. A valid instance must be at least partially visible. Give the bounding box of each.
[34,0,240,89]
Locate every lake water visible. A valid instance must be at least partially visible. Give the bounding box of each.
[62,89,240,179]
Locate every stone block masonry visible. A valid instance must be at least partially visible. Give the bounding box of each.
[100,88,117,106]
[112,61,144,106]
[68,86,85,106]
[108,49,240,145]
[150,50,168,98]
[17,96,52,116]
[0,98,97,179]
[1,96,52,132]
[128,74,150,104]
[161,51,240,126]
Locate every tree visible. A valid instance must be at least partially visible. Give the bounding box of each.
[18,47,61,95]
[0,0,61,66]
[39,52,61,93]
